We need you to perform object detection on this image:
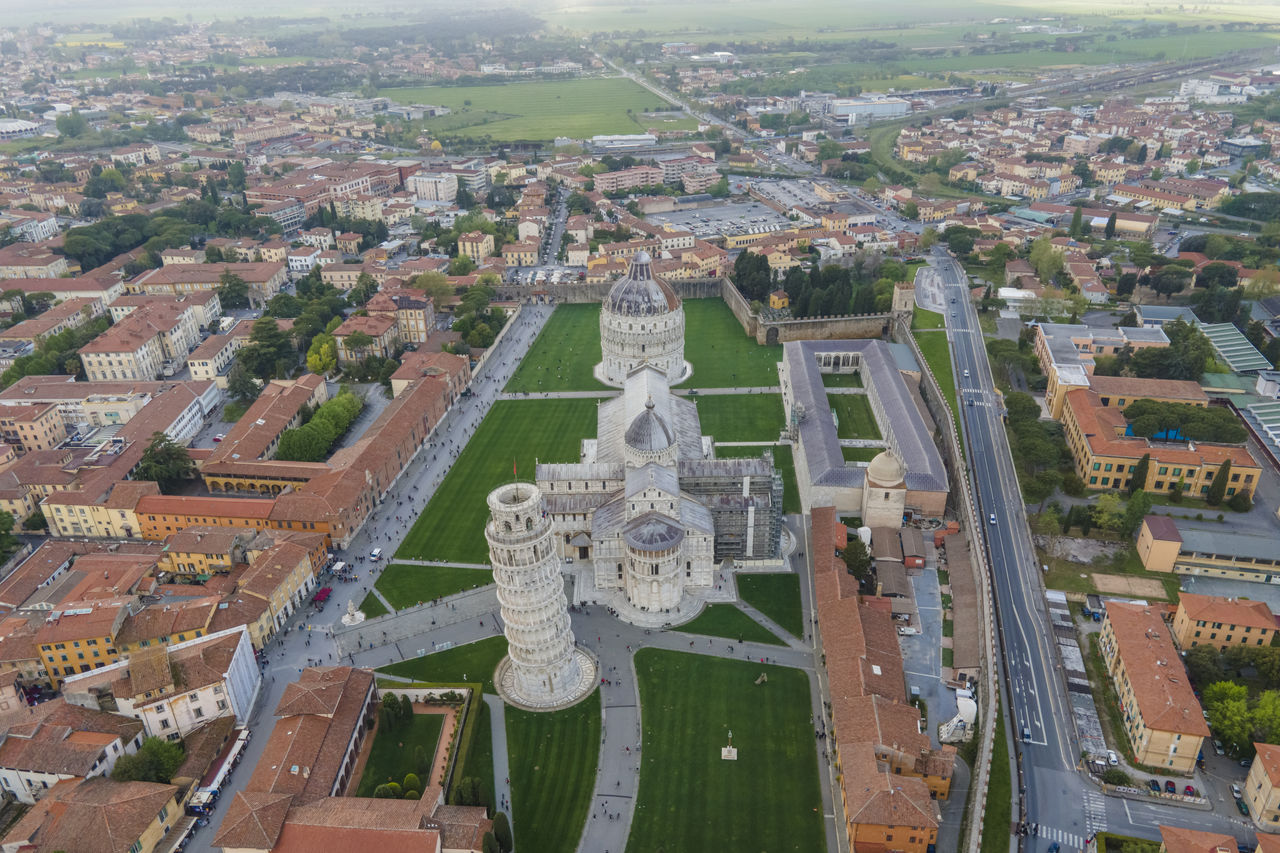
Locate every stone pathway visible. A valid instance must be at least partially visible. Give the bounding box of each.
[392,559,492,570]
[734,599,808,652]
[370,587,394,612]
[484,695,513,820]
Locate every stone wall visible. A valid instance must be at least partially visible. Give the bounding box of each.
[755,313,892,345]
[495,278,726,305]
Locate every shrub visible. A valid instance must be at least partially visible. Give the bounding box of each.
[493,812,513,853]
[1227,491,1253,512]
[403,773,421,793]
[1101,768,1131,786]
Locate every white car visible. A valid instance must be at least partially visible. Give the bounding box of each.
[370,548,383,561]
[989,514,996,525]
[1107,750,1118,766]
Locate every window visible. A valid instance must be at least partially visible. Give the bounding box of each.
[1090,476,1097,484]
[1158,466,1168,475]
[159,719,171,730]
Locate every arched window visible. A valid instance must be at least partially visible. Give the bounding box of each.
[525,517,533,531]
[504,521,512,533]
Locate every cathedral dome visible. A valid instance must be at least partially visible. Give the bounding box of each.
[866,450,905,487]
[603,251,680,317]
[624,397,675,452]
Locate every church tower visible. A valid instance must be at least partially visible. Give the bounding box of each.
[486,483,596,710]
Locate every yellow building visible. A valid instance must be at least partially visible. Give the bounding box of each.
[1137,515,1183,572]
[36,600,129,687]
[1137,515,1280,584]
[501,241,538,267]
[235,540,319,637]
[0,402,65,453]
[1035,324,1176,419]
[1172,593,1276,650]
[1099,602,1209,773]
[1061,388,1261,498]
[769,289,790,310]
[1,777,180,853]
[457,231,495,262]
[1246,743,1280,830]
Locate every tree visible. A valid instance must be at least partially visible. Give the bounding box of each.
[22,510,47,531]
[403,773,421,795]
[841,537,872,582]
[1227,490,1253,512]
[918,227,937,250]
[343,330,375,361]
[483,832,501,853]
[1148,266,1191,301]
[226,362,260,406]
[55,109,89,138]
[901,202,919,220]
[1092,493,1125,532]
[1069,205,1084,238]
[1104,211,1117,240]
[1128,454,1150,496]
[373,782,402,799]
[1120,490,1153,537]
[112,737,185,783]
[1028,236,1064,283]
[492,812,512,853]
[217,270,251,310]
[1204,681,1253,754]
[1252,690,1280,745]
[1184,644,1225,687]
[414,271,454,307]
[238,316,296,378]
[1206,459,1231,506]
[306,333,337,375]
[135,431,196,493]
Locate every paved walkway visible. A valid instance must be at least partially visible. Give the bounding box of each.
[484,695,513,818]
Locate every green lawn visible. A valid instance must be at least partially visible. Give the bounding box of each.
[678,604,786,646]
[504,303,610,393]
[821,371,862,388]
[737,574,804,639]
[828,394,881,440]
[459,700,495,810]
[912,305,945,330]
[376,564,493,610]
[359,592,389,619]
[355,713,444,797]
[381,78,692,141]
[914,331,958,421]
[682,299,781,388]
[842,446,882,462]
[378,636,508,694]
[397,399,597,563]
[714,444,801,513]
[980,706,1011,853]
[694,394,784,442]
[626,650,825,853]
[507,692,601,853]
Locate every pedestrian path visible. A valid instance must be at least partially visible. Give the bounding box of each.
[734,600,808,652]
[1039,826,1085,850]
[391,559,491,570]
[484,695,513,819]
[370,587,394,612]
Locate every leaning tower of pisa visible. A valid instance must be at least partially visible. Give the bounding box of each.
[485,482,596,710]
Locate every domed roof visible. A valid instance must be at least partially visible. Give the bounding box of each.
[603,251,680,317]
[623,513,685,552]
[624,397,675,453]
[866,450,905,487]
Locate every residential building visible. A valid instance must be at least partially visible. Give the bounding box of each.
[1245,743,1280,829]
[0,699,145,803]
[594,165,663,193]
[0,298,104,347]
[501,241,539,267]
[130,263,287,310]
[78,301,203,382]
[1060,387,1260,497]
[1171,593,1276,650]
[364,289,434,344]
[457,231,494,262]
[0,776,180,853]
[287,246,321,273]
[1158,825,1243,853]
[406,171,458,203]
[1098,602,1209,773]
[187,331,244,388]
[0,244,69,279]
[1034,323,1171,419]
[0,403,65,453]
[333,315,398,363]
[62,626,260,740]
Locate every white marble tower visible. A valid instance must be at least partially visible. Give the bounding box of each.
[595,251,691,387]
[486,482,596,710]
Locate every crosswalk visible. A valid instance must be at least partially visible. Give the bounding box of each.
[1037,795,1106,853]
[1039,826,1086,849]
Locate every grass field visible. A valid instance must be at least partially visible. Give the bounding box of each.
[375,564,493,610]
[714,444,801,513]
[682,299,781,388]
[358,592,389,619]
[379,636,508,693]
[981,706,1011,853]
[381,78,693,141]
[913,331,958,421]
[737,574,804,639]
[842,446,883,462]
[355,713,444,797]
[912,305,945,330]
[678,604,786,646]
[459,701,495,810]
[396,399,597,564]
[626,650,824,853]
[828,394,881,440]
[507,693,601,853]
[694,394,784,442]
[821,372,862,388]
[505,303,609,393]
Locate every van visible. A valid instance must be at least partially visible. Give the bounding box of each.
[370,548,383,561]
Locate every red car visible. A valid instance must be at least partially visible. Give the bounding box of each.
[1184,785,1196,797]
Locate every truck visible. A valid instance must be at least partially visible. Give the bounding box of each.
[1082,594,1105,622]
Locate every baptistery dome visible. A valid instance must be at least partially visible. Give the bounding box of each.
[595,252,691,387]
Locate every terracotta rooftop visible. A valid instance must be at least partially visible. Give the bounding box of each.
[1178,593,1276,633]
[0,776,178,853]
[1158,825,1238,853]
[1104,602,1210,737]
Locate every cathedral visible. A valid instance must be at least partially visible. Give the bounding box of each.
[536,254,782,622]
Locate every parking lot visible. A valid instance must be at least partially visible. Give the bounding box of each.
[647,200,791,239]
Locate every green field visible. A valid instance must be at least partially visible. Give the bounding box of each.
[682,299,782,388]
[914,331,958,421]
[829,394,881,440]
[694,394,785,442]
[381,78,694,141]
[626,650,824,853]
[842,446,883,462]
[355,712,444,797]
[459,700,495,810]
[821,371,862,388]
[507,693,601,853]
[912,305,945,330]
[504,303,609,393]
[379,636,508,693]
[358,592,389,619]
[715,444,801,514]
[375,563,494,610]
[737,574,804,639]
[396,398,597,564]
[678,604,786,646]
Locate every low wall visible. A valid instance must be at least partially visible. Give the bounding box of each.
[495,277,726,305]
[755,313,892,345]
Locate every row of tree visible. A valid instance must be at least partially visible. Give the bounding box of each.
[276,389,364,462]
[1122,399,1247,444]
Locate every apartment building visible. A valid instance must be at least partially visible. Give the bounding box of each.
[457,231,495,262]
[108,291,222,331]
[187,331,243,388]
[1245,743,1280,829]
[501,240,539,267]
[0,402,65,453]
[594,165,663,193]
[0,277,124,309]
[62,626,261,740]
[1061,388,1260,498]
[36,599,133,687]
[130,263,287,309]
[364,288,434,344]
[0,243,69,279]
[334,314,398,363]
[1171,593,1276,650]
[407,171,458,202]
[79,302,203,382]
[1099,602,1209,773]
[0,700,145,804]
[0,297,105,347]
[1035,323,1174,418]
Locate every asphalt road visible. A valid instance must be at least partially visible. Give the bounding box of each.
[934,248,1257,851]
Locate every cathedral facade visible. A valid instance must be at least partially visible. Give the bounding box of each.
[536,256,781,621]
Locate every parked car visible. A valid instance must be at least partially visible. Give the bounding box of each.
[1238,799,1250,817]
[370,548,383,561]
[213,433,225,443]
[1147,779,1161,793]
[1107,750,1118,766]
[1214,739,1226,755]
[1184,785,1196,797]
[1232,783,1243,799]
[1164,780,1177,794]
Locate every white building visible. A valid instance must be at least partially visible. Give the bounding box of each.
[826,96,911,125]
[0,700,145,804]
[595,252,690,387]
[486,483,596,711]
[287,246,321,272]
[407,171,459,203]
[61,626,261,741]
